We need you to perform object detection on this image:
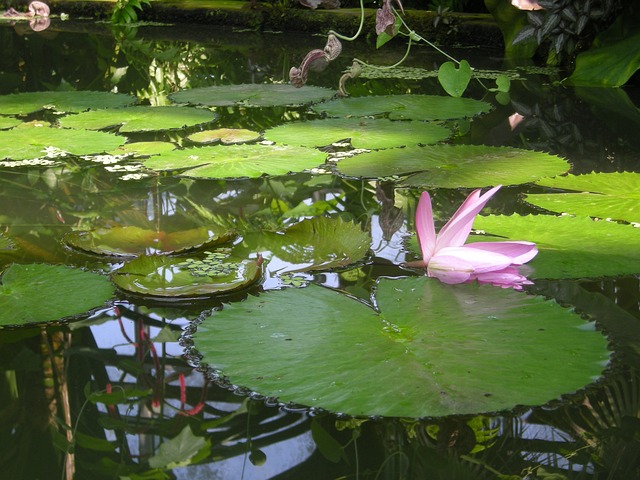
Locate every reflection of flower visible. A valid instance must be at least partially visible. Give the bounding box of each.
[409,185,538,290]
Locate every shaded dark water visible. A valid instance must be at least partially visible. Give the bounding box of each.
[1,16,640,480]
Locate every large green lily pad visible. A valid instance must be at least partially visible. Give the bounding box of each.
[111,251,263,298]
[526,172,640,223]
[169,84,335,107]
[313,95,492,121]
[0,117,21,130]
[64,226,236,257]
[0,91,136,115]
[142,144,327,179]
[0,263,113,327]
[192,276,609,418]
[233,217,370,273]
[58,106,217,132]
[472,214,640,279]
[337,145,569,188]
[264,118,451,149]
[0,124,126,161]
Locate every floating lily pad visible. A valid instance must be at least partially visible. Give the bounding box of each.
[313,95,492,121]
[0,263,113,327]
[191,276,608,418]
[188,128,261,145]
[233,217,370,273]
[525,172,640,223]
[0,124,126,161]
[0,117,20,130]
[0,91,136,115]
[58,106,217,132]
[170,84,335,108]
[264,118,450,149]
[64,226,236,257]
[111,141,177,157]
[111,251,262,298]
[142,144,327,179]
[337,145,569,188]
[472,214,640,279]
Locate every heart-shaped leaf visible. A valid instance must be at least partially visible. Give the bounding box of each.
[438,60,472,98]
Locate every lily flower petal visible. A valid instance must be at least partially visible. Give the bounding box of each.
[426,255,474,284]
[474,267,534,290]
[435,185,501,250]
[464,241,538,265]
[415,191,436,263]
[434,246,514,273]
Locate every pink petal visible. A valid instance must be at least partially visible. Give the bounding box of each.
[427,255,474,284]
[435,185,501,250]
[464,241,538,264]
[415,191,436,263]
[434,246,513,273]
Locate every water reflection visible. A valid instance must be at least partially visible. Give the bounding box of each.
[1,18,640,480]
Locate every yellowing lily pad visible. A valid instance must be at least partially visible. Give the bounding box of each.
[0,263,114,327]
[111,251,263,298]
[191,276,609,418]
[142,144,327,179]
[337,145,569,188]
[264,118,451,149]
[187,128,261,145]
[170,84,335,108]
[64,226,236,257]
[313,94,492,121]
[58,106,218,132]
[526,172,640,223]
[0,91,136,115]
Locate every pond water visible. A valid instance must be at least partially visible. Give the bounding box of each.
[1,15,640,480]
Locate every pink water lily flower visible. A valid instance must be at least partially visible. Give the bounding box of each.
[410,185,538,290]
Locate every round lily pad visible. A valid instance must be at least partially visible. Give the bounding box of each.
[0,263,114,327]
[0,91,136,115]
[58,106,218,132]
[187,128,261,145]
[111,252,263,298]
[264,118,451,149]
[313,95,492,121]
[64,226,236,257]
[170,84,335,108]
[111,141,177,156]
[526,172,640,223]
[191,276,609,418]
[0,124,126,161]
[337,145,569,188]
[142,144,327,179]
[0,117,21,130]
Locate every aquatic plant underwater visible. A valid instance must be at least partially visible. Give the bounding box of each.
[0,1,639,478]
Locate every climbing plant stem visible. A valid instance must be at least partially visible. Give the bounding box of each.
[329,0,365,41]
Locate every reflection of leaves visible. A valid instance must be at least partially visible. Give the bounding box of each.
[148,425,211,469]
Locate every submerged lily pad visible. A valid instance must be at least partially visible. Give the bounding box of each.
[526,172,640,223]
[337,145,569,188]
[0,91,136,115]
[59,106,217,132]
[64,226,236,257]
[0,124,126,161]
[111,251,262,298]
[264,118,450,149]
[0,263,113,327]
[191,276,609,418]
[170,84,335,107]
[142,144,327,179]
[233,217,370,273]
[0,117,21,130]
[187,128,261,145]
[313,95,492,121]
[472,214,640,279]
